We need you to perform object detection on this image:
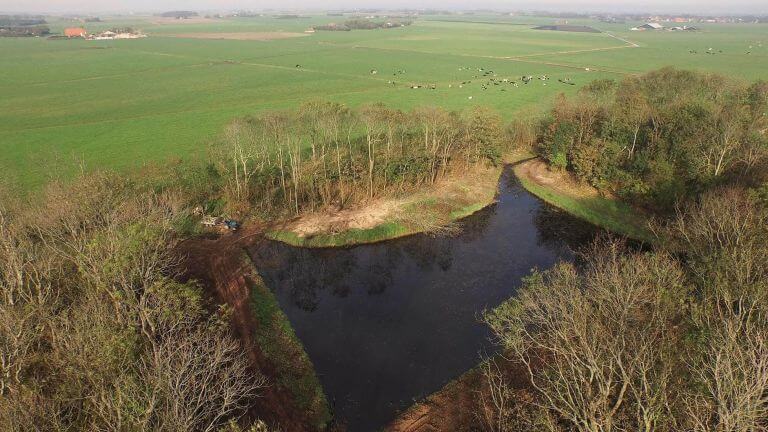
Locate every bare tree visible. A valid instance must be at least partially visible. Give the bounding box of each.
[476,358,518,432]
[1,174,266,431]
[144,323,267,432]
[686,318,768,432]
[485,241,686,432]
[668,188,768,432]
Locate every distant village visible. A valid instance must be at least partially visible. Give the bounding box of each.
[596,14,768,24]
[63,27,147,40]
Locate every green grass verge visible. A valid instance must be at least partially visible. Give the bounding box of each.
[244,257,331,429]
[516,173,654,243]
[449,202,488,220]
[267,221,413,248]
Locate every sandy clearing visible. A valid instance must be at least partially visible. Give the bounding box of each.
[276,165,501,239]
[163,32,310,41]
[288,200,404,236]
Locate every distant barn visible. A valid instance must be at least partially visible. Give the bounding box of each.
[631,23,664,31]
[64,27,86,38]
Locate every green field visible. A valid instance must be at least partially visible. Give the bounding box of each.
[1,14,766,190]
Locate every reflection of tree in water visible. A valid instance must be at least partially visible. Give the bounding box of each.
[502,166,527,196]
[363,259,394,296]
[457,166,512,244]
[533,205,601,255]
[457,205,495,244]
[250,241,358,312]
[396,235,455,272]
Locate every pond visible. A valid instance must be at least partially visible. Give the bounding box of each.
[248,166,600,431]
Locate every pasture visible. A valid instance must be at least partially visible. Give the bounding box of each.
[1,14,766,190]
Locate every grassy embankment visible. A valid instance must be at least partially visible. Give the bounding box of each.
[266,164,503,247]
[242,255,331,429]
[268,222,411,248]
[508,152,654,242]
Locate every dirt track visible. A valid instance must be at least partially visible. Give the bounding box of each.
[177,225,318,431]
[385,356,535,432]
[386,369,483,432]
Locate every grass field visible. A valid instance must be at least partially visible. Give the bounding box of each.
[1,14,766,190]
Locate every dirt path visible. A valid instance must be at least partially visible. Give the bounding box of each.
[509,43,636,59]
[513,157,601,199]
[604,31,640,47]
[386,369,483,432]
[176,226,319,431]
[386,356,536,432]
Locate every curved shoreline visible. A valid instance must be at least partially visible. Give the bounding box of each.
[264,152,653,250]
[266,165,504,248]
[512,157,654,243]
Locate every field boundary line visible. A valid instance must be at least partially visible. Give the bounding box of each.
[603,32,640,47]
[342,45,634,75]
[509,44,635,58]
[507,57,634,75]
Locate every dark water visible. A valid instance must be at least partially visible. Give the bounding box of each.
[248,167,599,431]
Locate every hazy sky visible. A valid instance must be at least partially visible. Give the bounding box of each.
[1,0,767,15]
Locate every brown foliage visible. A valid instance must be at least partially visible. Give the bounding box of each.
[0,173,266,431]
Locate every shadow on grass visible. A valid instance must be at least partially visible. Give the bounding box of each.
[519,176,654,243]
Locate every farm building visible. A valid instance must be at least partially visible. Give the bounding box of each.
[64,27,87,37]
[631,23,664,31]
[669,25,699,31]
[89,30,146,40]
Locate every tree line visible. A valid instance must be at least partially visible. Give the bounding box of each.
[0,15,47,26]
[533,67,768,212]
[314,19,412,31]
[206,102,508,217]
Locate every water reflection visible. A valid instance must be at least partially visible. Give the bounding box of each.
[249,168,600,431]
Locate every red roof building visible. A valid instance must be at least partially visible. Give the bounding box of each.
[64,27,86,38]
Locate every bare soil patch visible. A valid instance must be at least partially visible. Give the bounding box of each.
[514,158,602,199]
[386,357,535,432]
[165,32,309,40]
[278,165,501,240]
[289,199,404,236]
[387,369,483,432]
